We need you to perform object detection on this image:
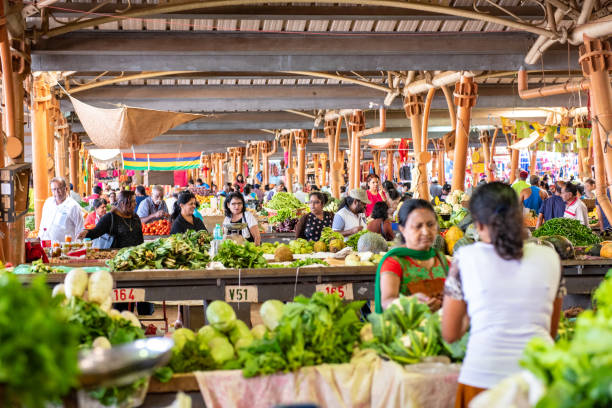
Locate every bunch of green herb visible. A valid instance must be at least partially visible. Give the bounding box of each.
[29,258,64,274]
[288,258,329,267]
[269,208,298,224]
[346,230,369,251]
[532,218,601,246]
[521,271,612,407]
[239,292,365,377]
[213,240,268,269]
[265,192,305,211]
[0,273,80,408]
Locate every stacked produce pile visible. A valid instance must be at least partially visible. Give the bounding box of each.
[361,295,467,364]
[521,272,612,406]
[142,219,171,236]
[54,269,147,405]
[435,191,470,230]
[532,218,601,246]
[264,192,308,232]
[213,240,268,269]
[155,292,467,385]
[108,230,212,271]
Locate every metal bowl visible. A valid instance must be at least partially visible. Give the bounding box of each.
[78,337,174,389]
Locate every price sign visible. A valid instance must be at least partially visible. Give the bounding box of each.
[315,283,354,300]
[113,288,145,302]
[225,286,258,303]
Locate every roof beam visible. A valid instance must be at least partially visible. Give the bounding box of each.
[60,84,585,112]
[32,32,580,71]
[45,4,548,21]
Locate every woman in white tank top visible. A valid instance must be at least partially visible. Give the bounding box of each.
[441,182,565,408]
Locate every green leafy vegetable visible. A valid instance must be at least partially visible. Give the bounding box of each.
[320,227,344,245]
[0,273,80,408]
[346,230,369,251]
[265,192,305,211]
[213,240,268,269]
[109,230,212,271]
[521,270,612,407]
[533,218,601,246]
[239,292,365,377]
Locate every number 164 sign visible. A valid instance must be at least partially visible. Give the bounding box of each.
[113,288,145,302]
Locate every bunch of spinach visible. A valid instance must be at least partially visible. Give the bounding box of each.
[521,271,612,407]
[214,240,268,269]
[239,292,365,377]
[0,273,80,408]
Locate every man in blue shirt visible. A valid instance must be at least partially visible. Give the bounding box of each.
[536,180,566,228]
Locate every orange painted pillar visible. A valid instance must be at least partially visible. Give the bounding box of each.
[386,149,394,181]
[404,95,429,200]
[69,133,80,193]
[509,136,519,184]
[479,130,493,182]
[296,130,308,186]
[581,35,612,185]
[451,76,478,191]
[31,75,52,229]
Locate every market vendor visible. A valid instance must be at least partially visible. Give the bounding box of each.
[170,190,207,235]
[511,170,530,197]
[332,188,369,237]
[85,198,107,227]
[79,190,144,249]
[137,185,170,224]
[223,192,261,245]
[441,182,563,407]
[295,192,334,241]
[39,177,85,243]
[365,174,387,217]
[375,199,448,313]
[367,201,395,241]
[235,174,246,192]
[562,182,589,226]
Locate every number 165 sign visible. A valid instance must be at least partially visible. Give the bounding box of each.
[315,283,354,300]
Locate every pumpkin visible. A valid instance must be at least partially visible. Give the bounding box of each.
[600,243,612,258]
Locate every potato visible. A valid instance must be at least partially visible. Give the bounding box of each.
[64,268,88,299]
[88,270,113,304]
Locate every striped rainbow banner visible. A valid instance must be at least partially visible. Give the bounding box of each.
[122,152,202,171]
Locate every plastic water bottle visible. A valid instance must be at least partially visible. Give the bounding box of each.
[210,224,223,259]
[213,224,223,240]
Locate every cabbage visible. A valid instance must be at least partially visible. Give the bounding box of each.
[206,301,237,332]
[260,300,284,331]
[209,337,235,365]
[229,320,253,345]
[173,328,196,350]
[234,337,253,351]
[251,324,267,340]
[197,325,225,347]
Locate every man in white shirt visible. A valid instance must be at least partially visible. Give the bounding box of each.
[561,182,589,226]
[293,183,309,203]
[39,177,85,242]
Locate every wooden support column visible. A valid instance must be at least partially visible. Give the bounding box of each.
[386,149,394,181]
[437,140,446,185]
[295,129,308,186]
[580,35,612,187]
[509,135,519,184]
[237,147,245,181]
[348,111,364,190]
[280,133,294,192]
[575,115,590,180]
[529,147,538,175]
[404,94,429,200]
[479,130,493,182]
[86,156,93,195]
[262,139,277,186]
[451,76,478,191]
[31,74,53,229]
[312,153,320,187]
[325,119,343,199]
[247,143,257,182]
[370,150,380,178]
[69,133,80,193]
[319,153,327,187]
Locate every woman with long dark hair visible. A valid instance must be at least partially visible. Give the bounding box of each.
[375,199,448,313]
[366,201,394,241]
[223,192,261,245]
[441,182,564,407]
[365,173,387,217]
[170,190,207,235]
[295,192,334,241]
[79,190,143,249]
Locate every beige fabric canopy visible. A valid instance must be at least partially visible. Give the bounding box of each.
[69,95,203,149]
